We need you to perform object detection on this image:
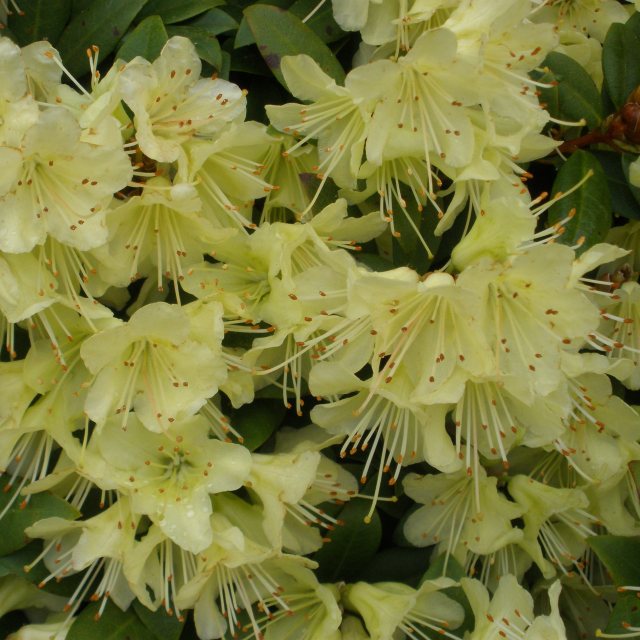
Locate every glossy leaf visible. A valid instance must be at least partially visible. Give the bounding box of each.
[234,16,256,49]
[592,151,640,220]
[227,42,271,76]
[244,4,345,89]
[8,0,71,46]
[229,399,286,451]
[588,535,640,586]
[133,600,184,640]
[137,0,224,25]
[190,8,238,36]
[358,547,428,586]
[536,52,602,129]
[166,26,221,69]
[289,0,345,43]
[422,553,466,582]
[0,542,84,597]
[67,601,155,640]
[116,15,167,62]
[312,499,382,582]
[0,480,80,556]
[391,194,441,273]
[603,22,640,109]
[603,593,640,637]
[548,150,612,254]
[57,0,148,77]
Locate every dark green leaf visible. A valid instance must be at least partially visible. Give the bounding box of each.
[234,16,255,48]
[422,553,466,581]
[0,542,85,597]
[0,542,42,579]
[626,11,640,39]
[71,0,93,12]
[116,15,167,62]
[230,399,286,451]
[8,0,71,46]
[289,0,345,43]
[535,52,602,129]
[67,600,155,640]
[312,499,382,582]
[166,26,221,68]
[244,4,345,88]
[603,593,640,637]
[391,194,441,273]
[133,600,184,640]
[622,154,640,207]
[592,151,640,219]
[356,253,394,271]
[0,479,80,556]
[358,548,428,586]
[588,535,640,586]
[219,50,231,80]
[0,26,18,43]
[603,22,640,109]
[189,9,238,36]
[227,44,271,76]
[548,150,612,254]
[57,0,148,77]
[137,0,224,25]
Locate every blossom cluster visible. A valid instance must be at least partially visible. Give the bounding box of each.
[1,1,640,639]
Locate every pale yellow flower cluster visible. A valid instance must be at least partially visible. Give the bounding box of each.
[1,1,639,639]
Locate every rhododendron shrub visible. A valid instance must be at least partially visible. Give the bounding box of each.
[1,1,640,639]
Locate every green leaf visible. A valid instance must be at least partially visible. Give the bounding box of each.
[219,50,231,80]
[68,600,155,640]
[234,16,256,48]
[137,0,224,25]
[358,548,428,586]
[390,195,441,273]
[548,150,612,254]
[0,26,18,44]
[603,593,640,637]
[588,535,640,586]
[626,11,640,40]
[229,399,286,451]
[57,0,148,78]
[289,0,345,43]
[190,9,238,36]
[244,4,345,89]
[356,252,394,272]
[0,542,42,580]
[603,22,640,109]
[71,0,93,12]
[116,15,167,62]
[312,499,382,583]
[7,0,71,46]
[166,26,221,68]
[0,479,80,556]
[0,542,84,597]
[227,44,271,76]
[592,151,640,220]
[535,52,602,129]
[422,553,466,582]
[133,600,184,640]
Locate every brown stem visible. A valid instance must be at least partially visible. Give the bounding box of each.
[557,130,617,154]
